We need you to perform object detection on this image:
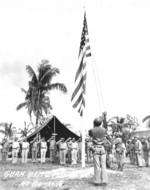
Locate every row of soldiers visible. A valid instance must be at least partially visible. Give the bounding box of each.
[126,136,150,167]
[92,134,150,171]
[0,136,85,165]
[2,133,149,169]
[0,134,126,169]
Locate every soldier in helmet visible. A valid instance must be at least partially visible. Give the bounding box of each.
[114,136,125,171]
[133,136,143,167]
[47,135,56,163]
[56,137,68,165]
[88,116,108,186]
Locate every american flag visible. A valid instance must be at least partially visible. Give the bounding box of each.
[71,12,91,116]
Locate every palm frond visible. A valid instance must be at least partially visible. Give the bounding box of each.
[142,115,150,123]
[40,68,59,84]
[21,88,27,94]
[16,102,27,111]
[47,83,67,93]
[38,60,51,81]
[26,65,37,83]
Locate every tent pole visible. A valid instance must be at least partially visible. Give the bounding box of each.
[54,116,56,141]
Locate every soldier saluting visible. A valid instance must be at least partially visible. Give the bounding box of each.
[89,116,108,186]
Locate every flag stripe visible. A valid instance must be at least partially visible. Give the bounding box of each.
[75,52,86,82]
[86,53,91,57]
[86,46,90,51]
[72,93,83,108]
[71,73,86,101]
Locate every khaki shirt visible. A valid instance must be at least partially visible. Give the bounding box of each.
[22,142,29,149]
[49,139,56,149]
[59,142,67,150]
[71,142,78,149]
[12,142,19,149]
[41,142,47,149]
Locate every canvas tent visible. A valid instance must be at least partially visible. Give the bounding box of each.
[26,115,79,142]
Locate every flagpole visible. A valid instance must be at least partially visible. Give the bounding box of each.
[54,116,56,141]
[81,116,86,168]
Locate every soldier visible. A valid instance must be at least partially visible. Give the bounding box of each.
[30,136,39,162]
[86,137,93,163]
[148,137,150,166]
[12,137,20,164]
[48,135,56,163]
[71,138,78,165]
[127,139,136,165]
[0,142,2,161]
[66,137,72,164]
[77,138,82,163]
[141,137,149,167]
[134,137,143,167]
[2,138,9,162]
[103,135,112,169]
[56,137,68,165]
[40,137,47,163]
[114,137,125,171]
[21,138,29,163]
[89,116,108,186]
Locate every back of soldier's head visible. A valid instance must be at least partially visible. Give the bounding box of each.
[93,117,102,127]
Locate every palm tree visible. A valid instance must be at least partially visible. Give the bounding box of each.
[18,121,34,138]
[17,59,67,126]
[0,122,13,139]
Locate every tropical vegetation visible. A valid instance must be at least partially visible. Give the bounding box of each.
[0,122,13,139]
[16,59,67,127]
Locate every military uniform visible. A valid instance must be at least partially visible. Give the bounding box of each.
[49,137,56,163]
[89,117,108,186]
[141,138,149,167]
[21,140,29,163]
[77,139,82,163]
[103,137,112,168]
[86,139,93,163]
[71,139,78,165]
[148,138,150,166]
[12,139,20,164]
[57,138,67,165]
[115,138,125,171]
[134,138,143,167]
[2,140,9,162]
[31,138,38,162]
[128,140,136,164]
[66,139,72,164]
[40,139,47,163]
[0,143,2,161]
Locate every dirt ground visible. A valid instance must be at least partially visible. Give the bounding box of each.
[0,160,150,190]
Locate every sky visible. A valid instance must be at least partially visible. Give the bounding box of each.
[0,0,150,135]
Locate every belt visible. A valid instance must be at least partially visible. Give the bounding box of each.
[95,145,103,148]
